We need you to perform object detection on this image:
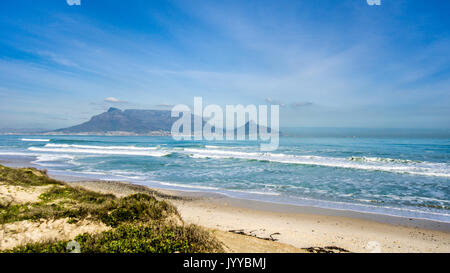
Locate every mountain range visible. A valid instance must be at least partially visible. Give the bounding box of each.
[52,107,272,136]
[54,107,175,134]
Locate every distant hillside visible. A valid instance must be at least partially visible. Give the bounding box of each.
[0,128,49,134]
[53,107,273,136]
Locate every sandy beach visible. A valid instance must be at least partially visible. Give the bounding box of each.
[1,156,449,253]
[70,180,450,253]
[1,159,449,253]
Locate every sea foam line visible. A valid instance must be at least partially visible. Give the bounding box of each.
[44,143,159,150]
[28,146,170,157]
[21,138,50,142]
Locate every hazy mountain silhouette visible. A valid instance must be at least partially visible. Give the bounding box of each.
[54,108,176,133]
[54,107,273,135]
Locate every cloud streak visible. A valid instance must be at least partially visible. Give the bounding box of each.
[66,0,81,6]
[104,97,127,103]
[291,102,313,108]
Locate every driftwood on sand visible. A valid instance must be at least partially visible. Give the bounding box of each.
[228,229,281,241]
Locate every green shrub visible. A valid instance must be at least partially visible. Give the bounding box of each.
[98,193,177,227]
[3,240,69,253]
[0,164,223,253]
[0,165,63,187]
[0,191,176,225]
[39,185,114,204]
[5,223,223,253]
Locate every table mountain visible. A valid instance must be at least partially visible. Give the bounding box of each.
[54,107,176,134]
[53,107,273,135]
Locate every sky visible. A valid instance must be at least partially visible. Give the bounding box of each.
[0,0,449,130]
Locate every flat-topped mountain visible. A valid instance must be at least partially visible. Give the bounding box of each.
[54,107,176,134]
[53,107,273,136]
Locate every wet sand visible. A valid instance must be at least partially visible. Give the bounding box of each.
[71,180,450,253]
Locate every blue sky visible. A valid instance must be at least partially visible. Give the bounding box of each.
[0,0,449,129]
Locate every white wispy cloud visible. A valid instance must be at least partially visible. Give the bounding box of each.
[36,51,78,67]
[104,97,126,103]
[66,0,81,6]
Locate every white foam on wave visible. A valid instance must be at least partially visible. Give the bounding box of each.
[44,143,158,151]
[286,194,450,220]
[228,189,281,196]
[205,145,221,149]
[185,148,261,157]
[73,169,146,180]
[0,151,79,167]
[183,148,450,178]
[28,146,171,157]
[157,181,220,191]
[204,145,244,149]
[21,138,50,142]
[34,153,75,162]
[158,181,281,196]
[31,153,77,167]
[0,151,39,157]
[349,156,421,164]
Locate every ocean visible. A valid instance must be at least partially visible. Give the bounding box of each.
[0,128,449,222]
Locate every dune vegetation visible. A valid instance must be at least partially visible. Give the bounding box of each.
[0,164,222,253]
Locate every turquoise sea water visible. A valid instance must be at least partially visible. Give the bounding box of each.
[0,130,449,222]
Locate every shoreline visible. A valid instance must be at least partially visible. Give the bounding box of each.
[1,137,450,224]
[39,170,450,229]
[72,177,450,232]
[1,156,450,231]
[1,158,450,252]
[70,179,450,252]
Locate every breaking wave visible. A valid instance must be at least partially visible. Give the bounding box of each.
[21,138,50,142]
[28,145,170,157]
[183,148,450,178]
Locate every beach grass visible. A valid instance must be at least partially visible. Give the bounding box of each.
[4,222,221,253]
[0,164,223,253]
[0,165,64,187]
